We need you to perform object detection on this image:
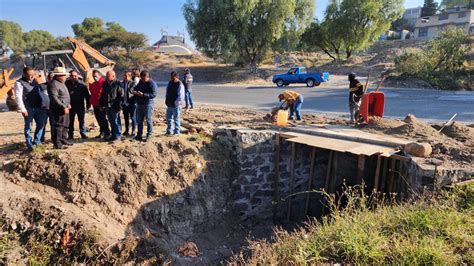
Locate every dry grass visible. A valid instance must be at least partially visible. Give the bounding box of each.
[234,184,474,265]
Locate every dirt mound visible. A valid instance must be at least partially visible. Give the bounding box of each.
[367,115,442,141]
[365,116,473,169]
[441,121,474,145]
[1,134,257,264]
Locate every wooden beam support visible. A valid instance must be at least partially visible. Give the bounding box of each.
[321,150,334,214]
[331,152,338,193]
[381,157,389,192]
[273,133,281,223]
[304,148,316,216]
[373,155,382,192]
[287,142,296,221]
[357,155,366,184]
[388,158,396,193]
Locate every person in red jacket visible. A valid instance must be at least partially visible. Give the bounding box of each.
[89,70,110,139]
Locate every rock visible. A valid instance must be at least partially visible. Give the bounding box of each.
[404,142,432,157]
[403,114,417,123]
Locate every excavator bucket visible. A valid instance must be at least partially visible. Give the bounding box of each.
[0,68,17,111]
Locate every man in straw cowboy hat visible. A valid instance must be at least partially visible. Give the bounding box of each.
[48,66,72,149]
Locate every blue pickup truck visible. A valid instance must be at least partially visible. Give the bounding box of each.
[272,67,329,87]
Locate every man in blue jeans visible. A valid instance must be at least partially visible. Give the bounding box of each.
[122,71,137,136]
[14,67,47,151]
[278,90,304,121]
[133,70,157,142]
[183,68,194,110]
[100,70,124,142]
[165,71,185,135]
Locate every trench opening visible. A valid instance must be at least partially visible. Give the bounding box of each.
[220,128,426,226]
[2,125,454,264]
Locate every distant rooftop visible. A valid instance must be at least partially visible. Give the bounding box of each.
[151,35,195,55]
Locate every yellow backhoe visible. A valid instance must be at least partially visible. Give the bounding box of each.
[0,37,115,110]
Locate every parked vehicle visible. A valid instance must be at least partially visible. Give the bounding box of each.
[272,67,329,87]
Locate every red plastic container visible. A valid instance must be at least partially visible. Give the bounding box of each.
[360,91,385,123]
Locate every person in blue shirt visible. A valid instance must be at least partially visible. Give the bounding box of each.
[133,70,157,141]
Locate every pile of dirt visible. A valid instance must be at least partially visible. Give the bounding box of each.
[364,115,473,169]
[441,121,474,145]
[0,132,263,264]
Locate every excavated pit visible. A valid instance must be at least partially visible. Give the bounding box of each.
[1,124,472,264]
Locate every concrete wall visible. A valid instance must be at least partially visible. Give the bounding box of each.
[214,128,372,221]
[214,128,473,222]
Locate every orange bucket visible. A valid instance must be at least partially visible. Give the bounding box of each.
[276,110,288,127]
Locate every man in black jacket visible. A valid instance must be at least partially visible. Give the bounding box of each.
[133,70,157,141]
[48,67,72,149]
[348,73,364,123]
[100,70,124,142]
[121,71,137,136]
[165,71,184,136]
[66,70,90,140]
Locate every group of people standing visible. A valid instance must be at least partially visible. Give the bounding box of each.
[14,66,194,150]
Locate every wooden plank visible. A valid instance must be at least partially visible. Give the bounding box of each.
[286,135,396,156]
[287,142,296,221]
[324,151,334,192]
[331,152,338,193]
[373,155,382,192]
[357,155,366,184]
[388,158,396,193]
[304,148,316,216]
[381,157,389,192]
[321,150,334,214]
[273,134,281,223]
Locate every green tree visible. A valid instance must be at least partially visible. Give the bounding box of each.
[421,0,438,16]
[439,0,471,9]
[71,18,147,53]
[273,0,315,52]
[301,0,403,60]
[0,20,25,54]
[71,17,106,44]
[22,30,57,53]
[184,0,312,72]
[395,27,469,89]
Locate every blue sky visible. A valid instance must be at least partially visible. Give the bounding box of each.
[0,0,425,45]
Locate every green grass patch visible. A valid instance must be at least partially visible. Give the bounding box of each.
[237,184,474,264]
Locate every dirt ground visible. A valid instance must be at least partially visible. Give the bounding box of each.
[0,104,473,264]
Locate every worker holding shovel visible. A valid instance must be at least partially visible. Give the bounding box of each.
[348,73,364,123]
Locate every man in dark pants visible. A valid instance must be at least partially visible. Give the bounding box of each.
[183,68,194,110]
[165,71,184,136]
[48,67,72,149]
[122,71,137,136]
[134,70,157,142]
[14,67,47,151]
[66,70,90,140]
[89,70,110,139]
[40,73,54,143]
[100,70,124,142]
[348,73,364,123]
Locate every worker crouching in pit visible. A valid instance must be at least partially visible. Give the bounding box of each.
[278,90,304,121]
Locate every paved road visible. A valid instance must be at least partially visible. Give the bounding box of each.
[154,81,474,123]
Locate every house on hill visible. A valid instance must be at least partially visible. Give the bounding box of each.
[151,35,195,55]
[414,8,474,39]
